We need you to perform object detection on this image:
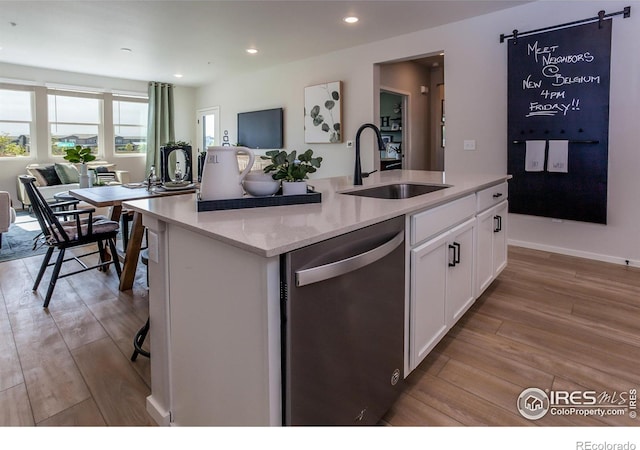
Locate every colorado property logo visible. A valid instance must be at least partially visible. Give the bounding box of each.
[517,387,637,420]
[517,388,550,420]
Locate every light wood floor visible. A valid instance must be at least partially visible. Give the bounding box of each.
[0,245,154,426]
[1,245,638,426]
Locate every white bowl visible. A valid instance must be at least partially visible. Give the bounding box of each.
[243,179,280,197]
[244,170,276,182]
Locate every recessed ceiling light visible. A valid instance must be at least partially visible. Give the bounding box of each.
[120,47,132,53]
[173,73,183,78]
[343,16,359,24]
[246,48,258,54]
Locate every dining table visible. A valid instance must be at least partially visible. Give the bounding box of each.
[68,183,197,291]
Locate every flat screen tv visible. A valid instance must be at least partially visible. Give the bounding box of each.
[237,108,283,149]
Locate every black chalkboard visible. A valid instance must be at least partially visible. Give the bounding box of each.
[507,19,612,224]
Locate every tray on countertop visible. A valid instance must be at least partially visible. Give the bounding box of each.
[156,183,197,191]
[197,188,321,212]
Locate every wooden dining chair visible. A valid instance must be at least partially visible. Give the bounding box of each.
[19,175,122,308]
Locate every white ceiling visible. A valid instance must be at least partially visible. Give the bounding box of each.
[0,1,529,87]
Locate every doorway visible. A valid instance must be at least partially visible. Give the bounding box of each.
[376,53,444,172]
[379,90,408,171]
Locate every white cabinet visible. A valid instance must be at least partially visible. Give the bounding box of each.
[445,218,476,325]
[476,183,508,296]
[409,217,476,370]
[410,232,448,368]
[408,196,476,371]
[407,182,509,373]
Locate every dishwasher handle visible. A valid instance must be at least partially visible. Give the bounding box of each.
[295,230,404,287]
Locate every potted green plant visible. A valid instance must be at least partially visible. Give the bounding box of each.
[261,149,322,195]
[63,145,96,188]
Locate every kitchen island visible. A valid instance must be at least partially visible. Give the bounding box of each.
[123,170,510,426]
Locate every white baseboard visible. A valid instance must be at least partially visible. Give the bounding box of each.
[146,395,171,426]
[508,239,640,268]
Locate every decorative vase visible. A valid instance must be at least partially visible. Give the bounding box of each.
[79,163,90,188]
[282,180,307,195]
[200,146,255,200]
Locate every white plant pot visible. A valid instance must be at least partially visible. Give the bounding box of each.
[79,163,90,188]
[282,181,307,195]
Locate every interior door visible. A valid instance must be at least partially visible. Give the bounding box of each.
[195,106,219,180]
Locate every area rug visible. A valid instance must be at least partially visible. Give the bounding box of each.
[0,212,48,262]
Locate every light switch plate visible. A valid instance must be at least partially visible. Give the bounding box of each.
[464,140,476,151]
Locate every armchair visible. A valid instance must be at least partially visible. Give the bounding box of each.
[0,191,17,249]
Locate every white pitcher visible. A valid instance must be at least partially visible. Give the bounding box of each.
[200,146,255,201]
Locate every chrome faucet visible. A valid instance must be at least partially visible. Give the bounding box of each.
[354,123,387,186]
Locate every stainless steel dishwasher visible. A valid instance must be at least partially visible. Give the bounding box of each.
[281,216,405,425]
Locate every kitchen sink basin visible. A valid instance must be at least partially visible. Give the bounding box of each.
[341,183,450,200]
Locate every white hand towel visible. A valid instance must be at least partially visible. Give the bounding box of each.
[525,140,546,172]
[547,140,569,173]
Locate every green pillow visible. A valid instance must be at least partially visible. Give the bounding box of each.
[54,163,80,184]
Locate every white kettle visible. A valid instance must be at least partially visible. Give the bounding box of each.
[200,146,255,201]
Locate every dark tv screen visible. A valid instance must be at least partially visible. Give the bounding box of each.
[237,108,283,149]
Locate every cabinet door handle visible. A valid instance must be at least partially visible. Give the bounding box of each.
[448,242,461,267]
[494,215,502,233]
[492,192,503,198]
[448,244,457,267]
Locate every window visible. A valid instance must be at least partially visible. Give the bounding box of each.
[0,86,33,157]
[2,81,148,158]
[48,90,102,156]
[114,97,148,154]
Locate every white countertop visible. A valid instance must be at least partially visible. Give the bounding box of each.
[123,170,510,257]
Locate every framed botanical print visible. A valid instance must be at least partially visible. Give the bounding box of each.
[304,81,342,143]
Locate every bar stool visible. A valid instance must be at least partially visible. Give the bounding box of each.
[131,249,150,361]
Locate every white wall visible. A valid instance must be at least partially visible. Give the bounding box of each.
[0,63,197,201]
[196,1,640,265]
[196,50,376,178]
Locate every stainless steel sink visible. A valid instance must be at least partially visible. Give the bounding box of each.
[341,183,450,199]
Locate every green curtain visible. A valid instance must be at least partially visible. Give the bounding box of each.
[146,82,175,175]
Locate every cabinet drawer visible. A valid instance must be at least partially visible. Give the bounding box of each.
[411,194,476,246]
[477,182,508,212]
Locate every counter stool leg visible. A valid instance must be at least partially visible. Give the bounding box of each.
[131,318,150,361]
[131,248,150,361]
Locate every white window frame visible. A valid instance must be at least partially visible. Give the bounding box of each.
[0,83,36,158]
[1,80,148,159]
[113,94,148,156]
[47,88,104,158]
